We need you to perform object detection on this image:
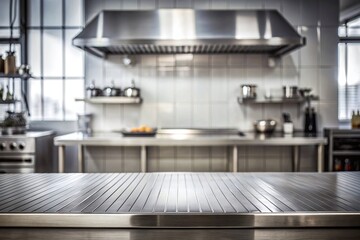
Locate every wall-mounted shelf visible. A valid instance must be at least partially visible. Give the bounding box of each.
[0,99,20,104]
[332,151,360,156]
[75,97,142,104]
[0,73,32,79]
[237,96,319,104]
[0,38,20,44]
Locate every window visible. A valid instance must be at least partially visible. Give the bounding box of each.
[27,0,84,121]
[338,17,360,121]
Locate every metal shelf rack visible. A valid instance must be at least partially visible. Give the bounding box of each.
[237,96,319,104]
[75,97,143,104]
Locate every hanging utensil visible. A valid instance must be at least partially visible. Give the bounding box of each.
[22,90,31,117]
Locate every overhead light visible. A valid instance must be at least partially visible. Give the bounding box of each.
[122,55,136,67]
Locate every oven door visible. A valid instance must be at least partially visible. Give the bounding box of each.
[0,155,35,173]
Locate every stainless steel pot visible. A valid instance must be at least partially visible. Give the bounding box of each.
[283,86,298,98]
[254,119,277,133]
[17,64,31,75]
[124,80,140,97]
[86,81,102,98]
[299,88,312,98]
[241,85,257,99]
[103,81,122,97]
[0,111,28,135]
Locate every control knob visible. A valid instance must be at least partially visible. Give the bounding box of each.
[18,142,26,150]
[9,142,17,150]
[0,143,6,151]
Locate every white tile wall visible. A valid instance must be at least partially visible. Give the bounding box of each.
[300,27,319,67]
[320,27,339,66]
[193,103,210,127]
[319,0,338,27]
[122,0,138,10]
[84,0,339,172]
[282,67,299,87]
[228,0,246,9]
[140,103,158,126]
[85,0,103,23]
[264,0,282,11]
[158,0,175,8]
[139,0,157,9]
[282,0,301,26]
[211,68,228,102]
[210,0,228,9]
[175,103,192,127]
[104,0,122,10]
[299,68,318,96]
[300,0,319,26]
[193,0,210,9]
[211,103,228,127]
[103,105,122,131]
[319,68,338,102]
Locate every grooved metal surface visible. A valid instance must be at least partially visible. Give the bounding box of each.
[97,44,285,55]
[54,132,327,146]
[0,173,359,228]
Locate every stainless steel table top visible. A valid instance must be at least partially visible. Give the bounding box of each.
[0,130,54,139]
[54,131,327,146]
[0,172,359,228]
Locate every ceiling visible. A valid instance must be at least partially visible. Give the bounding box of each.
[340,0,360,23]
[340,0,360,11]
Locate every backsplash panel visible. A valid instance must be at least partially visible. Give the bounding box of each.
[84,0,339,172]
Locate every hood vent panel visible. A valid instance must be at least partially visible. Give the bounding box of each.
[96,44,286,55]
[74,10,306,58]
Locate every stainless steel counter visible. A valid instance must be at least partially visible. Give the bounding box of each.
[54,132,327,173]
[0,172,359,239]
[55,131,327,146]
[0,130,55,139]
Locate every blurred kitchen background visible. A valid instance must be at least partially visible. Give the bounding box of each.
[0,0,359,173]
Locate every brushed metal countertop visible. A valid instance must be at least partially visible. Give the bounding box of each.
[54,131,327,146]
[0,130,55,139]
[0,172,359,228]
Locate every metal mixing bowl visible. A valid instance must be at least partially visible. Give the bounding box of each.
[254,119,277,133]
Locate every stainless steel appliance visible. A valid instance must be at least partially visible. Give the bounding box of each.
[253,119,277,133]
[73,9,306,58]
[102,81,122,97]
[282,86,299,98]
[123,80,140,98]
[86,81,102,98]
[241,84,257,99]
[0,131,54,173]
[325,128,360,172]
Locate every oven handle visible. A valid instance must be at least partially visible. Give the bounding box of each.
[0,155,35,160]
[0,155,35,166]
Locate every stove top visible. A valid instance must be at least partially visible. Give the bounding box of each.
[0,131,54,153]
[157,128,245,136]
[0,130,54,139]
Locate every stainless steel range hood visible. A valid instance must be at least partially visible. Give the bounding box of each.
[73,9,305,58]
